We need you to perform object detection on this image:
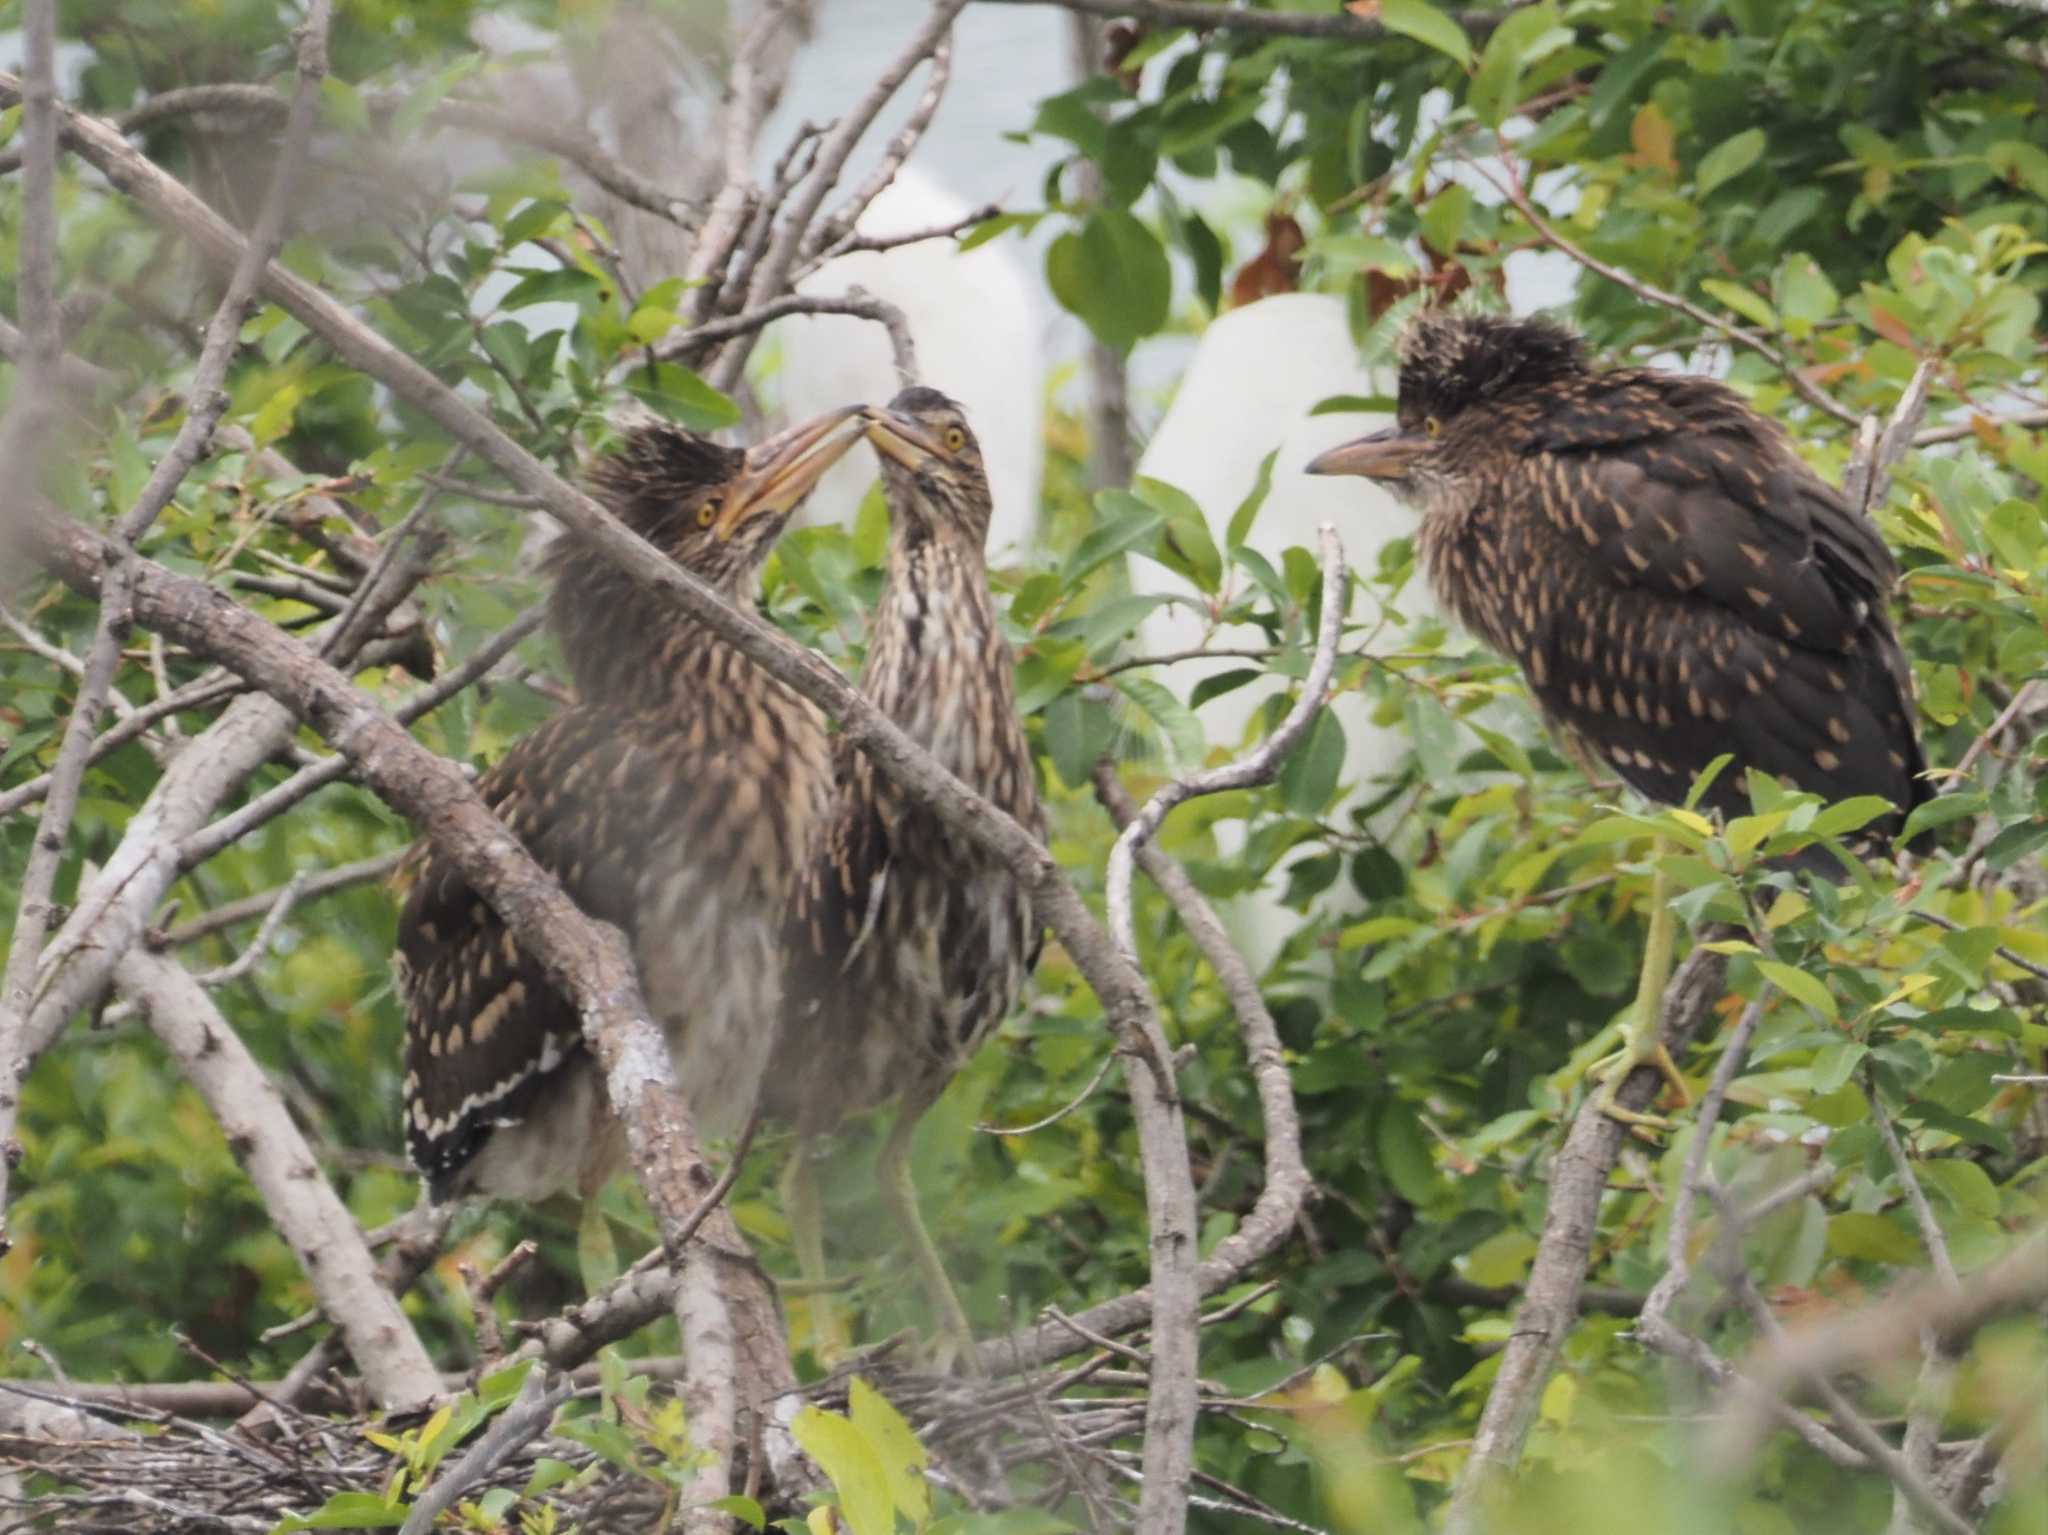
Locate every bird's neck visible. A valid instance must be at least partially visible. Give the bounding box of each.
[861,533,1013,774]
[550,567,761,714]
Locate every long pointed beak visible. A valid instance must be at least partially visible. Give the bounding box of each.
[1305,425,1434,481]
[715,406,866,538]
[860,404,949,473]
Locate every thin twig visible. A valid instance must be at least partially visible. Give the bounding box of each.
[1106,525,1345,964]
[981,0,1500,42]
[656,289,920,383]
[174,607,546,870]
[712,0,969,392]
[154,849,408,947]
[1466,152,1860,427]
[396,1367,571,1535]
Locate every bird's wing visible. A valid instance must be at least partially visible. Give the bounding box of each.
[1519,370,1897,654]
[397,708,674,1195]
[1494,373,1927,827]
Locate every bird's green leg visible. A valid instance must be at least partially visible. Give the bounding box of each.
[783,1141,853,1365]
[877,1091,983,1376]
[1591,836,1692,1129]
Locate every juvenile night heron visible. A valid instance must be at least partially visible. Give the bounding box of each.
[1309,312,1929,1121]
[771,387,1044,1366]
[398,409,865,1201]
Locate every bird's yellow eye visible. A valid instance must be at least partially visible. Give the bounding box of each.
[1424,416,1442,437]
[697,499,720,528]
[943,426,967,453]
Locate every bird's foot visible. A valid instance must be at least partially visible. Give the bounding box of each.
[1588,1036,1691,1135]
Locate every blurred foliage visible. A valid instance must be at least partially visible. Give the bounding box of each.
[1,0,2044,1532]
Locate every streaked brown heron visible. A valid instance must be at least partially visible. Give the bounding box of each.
[770,387,1045,1367]
[1309,312,1928,1123]
[398,408,865,1200]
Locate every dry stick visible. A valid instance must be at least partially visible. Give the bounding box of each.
[711,0,970,393]
[657,291,920,383]
[800,32,956,263]
[1948,675,2045,786]
[823,204,1001,259]
[0,82,699,229]
[14,84,1198,1521]
[1467,153,1862,428]
[111,946,442,1409]
[1914,404,2048,447]
[1862,1067,1964,1535]
[0,602,141,721]
[1442,946,1732,1535]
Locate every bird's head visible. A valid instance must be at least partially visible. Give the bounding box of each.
[860,387,994,547]
[545,409,863,703]
[569,407,867,591]
[1306,312,1587,494]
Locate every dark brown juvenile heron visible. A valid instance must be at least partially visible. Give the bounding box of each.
[770,387,1044,1365]
[399,409,865,1201]
[1309,312,1928,1121]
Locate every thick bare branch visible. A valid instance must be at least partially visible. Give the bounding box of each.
[113,945,441,1410]
[1444,946,1732,1533]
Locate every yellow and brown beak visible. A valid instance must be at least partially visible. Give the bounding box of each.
[714,406,866,538]
[860,404,950,475]
[1305,424,1435,481]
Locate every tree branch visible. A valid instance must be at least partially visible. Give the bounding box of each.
[979,0,1502,43]
[1444,946,1732,1533]
[113,945,442,1410]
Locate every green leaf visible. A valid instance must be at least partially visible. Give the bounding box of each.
[1376,1107,1443,1206]
[1901,791,1984,844]
[1806,795,1896,838]
[1064,493,1165,588]
[1045,209,1171,354]
[1225,450,1276,553]
[1808,1041,1866,1096]
[708,1499,766,1533]
[791,1405,895,1535]
[1697,128,1766,197]
[1134,475,1222,594]
[272,1491,409,1531]
[1380,0,1474,67]
[1827,1211,1921,1265]
[1758,960,1838,1021]
[1044,689,1118,792]
[623,364,741,431]
[1701,279,1777,330]
[1278,708,1347,816]
[497,266,606,311]
[1117,675,1205,767]
[319,76,372,136]
[849,1378,930,1528]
